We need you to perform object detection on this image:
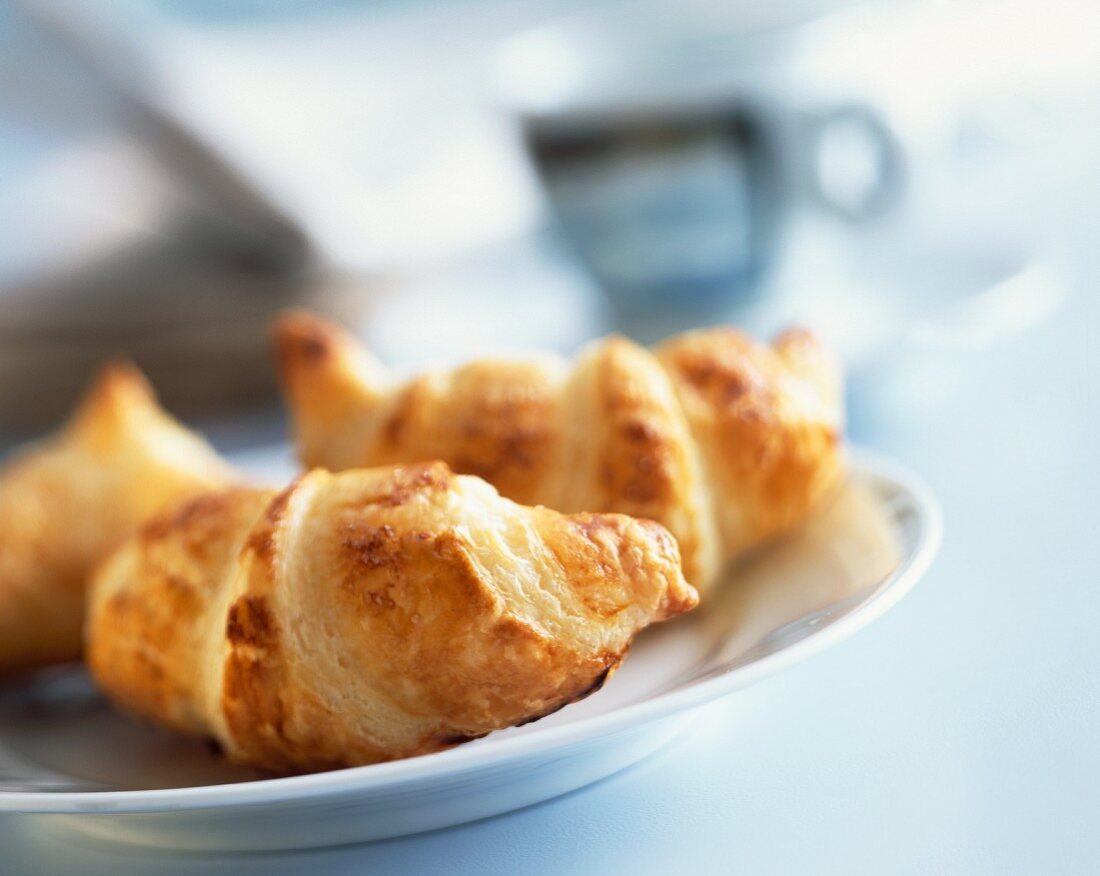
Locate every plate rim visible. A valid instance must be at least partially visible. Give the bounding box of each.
[0,448,941,814]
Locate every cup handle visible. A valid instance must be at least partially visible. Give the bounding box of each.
[805,103,905,223]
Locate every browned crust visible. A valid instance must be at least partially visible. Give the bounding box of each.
[90,461,696,773]
[579,337,708,583]
[219,478,299,771]
[85,487,271,735]
[271,310,346,382]
[271,311,390,473]
[654,327,843,556]
[595,338,687,509]
[0,362,233,672]
[371,364,563,508]
[442,363,560,506]
[272,312,843,595]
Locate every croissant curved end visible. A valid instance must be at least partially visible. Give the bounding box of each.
[272,309,344,369]
[272,310,388,395]
[64,360,157,439]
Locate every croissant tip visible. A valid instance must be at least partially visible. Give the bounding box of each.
[95,358,153,391]
[772,325,826,353]
[271,309,343,370]
[271,307,335,335]
[69,360,158,426]
[270,311,389,420]
[662,579,701,619]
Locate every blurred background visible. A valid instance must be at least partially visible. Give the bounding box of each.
[0,0,1097,449]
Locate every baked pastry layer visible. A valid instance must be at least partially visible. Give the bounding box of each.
[87,461,697,772]
[275,312,844,594]
[0,364,232,671]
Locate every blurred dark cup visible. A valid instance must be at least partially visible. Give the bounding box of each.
[525,99,902,340]
[497,3,906,340]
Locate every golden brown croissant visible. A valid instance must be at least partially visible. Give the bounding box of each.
[87,461,696,772]
[273,311,844,595]
[0,364,233,672]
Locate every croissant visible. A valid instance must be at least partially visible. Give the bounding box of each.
[87,461,696,772]
[0,364,233,672]
[273,311,843,595]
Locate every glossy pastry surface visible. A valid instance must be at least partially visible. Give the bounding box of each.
[274,312,844,594]
[87,461,697,772]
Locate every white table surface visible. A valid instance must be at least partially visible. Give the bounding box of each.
[2,225,1098,874]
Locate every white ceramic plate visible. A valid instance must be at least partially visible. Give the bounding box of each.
[0,450,939,851]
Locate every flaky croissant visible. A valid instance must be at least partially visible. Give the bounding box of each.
[274,311,844,595]
[0,364,233,672]
[87,461,696,772]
